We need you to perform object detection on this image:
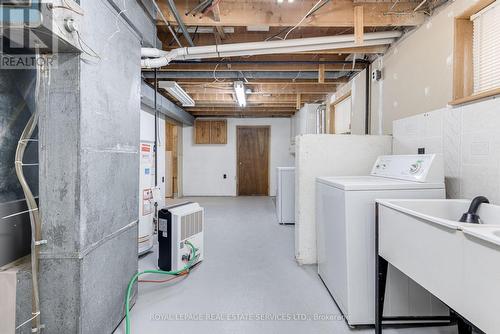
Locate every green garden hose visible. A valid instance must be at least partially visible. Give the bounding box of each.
[124,240,197,334]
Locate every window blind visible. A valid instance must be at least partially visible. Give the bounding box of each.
[471,1,500,94]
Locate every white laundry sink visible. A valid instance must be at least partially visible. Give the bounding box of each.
[377,198,500,334]
[377,198,500,228]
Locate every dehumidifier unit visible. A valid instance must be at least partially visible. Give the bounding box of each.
[158,202,204,271]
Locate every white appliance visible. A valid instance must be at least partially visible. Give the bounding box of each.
[276,167,295,224]
[138,141,155,255]
[316,154,449,326]
[158,203,204,271]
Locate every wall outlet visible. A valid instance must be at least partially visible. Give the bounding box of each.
[418,147,425,154]
[372,69,382,82]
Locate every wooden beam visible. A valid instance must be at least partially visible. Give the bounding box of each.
[188,107,296,117]
[189,95,326,108]
[160,63,364,72]
[318,58,325,83]
[149,78,348,85]
[212,4,226,44]
[182,83,339,94]
[296,94,301,110]
[188,107,295,112]
[299,45,388,54]
[354,6,364,45]
[157,1,425,28]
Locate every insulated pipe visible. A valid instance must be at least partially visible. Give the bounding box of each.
[165,0,195,47]
[140,31,401,68]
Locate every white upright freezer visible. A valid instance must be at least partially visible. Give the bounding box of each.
[276,167,295,225]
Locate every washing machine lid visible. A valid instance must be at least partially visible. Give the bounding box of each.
[316,176,445,191]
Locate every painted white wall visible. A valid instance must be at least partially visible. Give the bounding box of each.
[370,0,478,134]
[393,97,500,204]
[182,118,294,197]
[331,69,367,135]
[294,134,393,264]
[140,109,166,207]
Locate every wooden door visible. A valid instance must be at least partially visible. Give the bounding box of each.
[237,126,270,196]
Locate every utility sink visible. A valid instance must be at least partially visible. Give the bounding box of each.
[376,198,500,334]
[377,198,500,229]
[462,225,500,246]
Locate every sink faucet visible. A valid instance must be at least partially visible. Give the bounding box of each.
[459,196,490,224]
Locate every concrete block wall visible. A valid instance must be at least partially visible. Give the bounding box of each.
[37,1,155,332]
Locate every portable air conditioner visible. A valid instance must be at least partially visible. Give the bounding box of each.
[157,202,204,272]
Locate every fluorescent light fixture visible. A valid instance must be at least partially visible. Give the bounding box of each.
[234,81,246,107]
[158,81,195,107]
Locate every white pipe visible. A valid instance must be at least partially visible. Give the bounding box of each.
[141,31,402,68]
[141,48,169,58]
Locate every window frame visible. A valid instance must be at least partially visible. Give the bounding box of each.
[450,0,500,106]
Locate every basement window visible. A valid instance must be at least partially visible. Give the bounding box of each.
[471,2,500,94]
[451,0,500,105]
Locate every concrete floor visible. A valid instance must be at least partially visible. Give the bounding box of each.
[115,197,457,334]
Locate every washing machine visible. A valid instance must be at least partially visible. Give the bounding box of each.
[316,154,449,326]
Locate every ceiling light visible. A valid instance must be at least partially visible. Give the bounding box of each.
[277,0,284,3]
[158,81,195,107]
[234,81,246,107]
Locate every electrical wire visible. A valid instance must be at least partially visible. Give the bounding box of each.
[124,241,198,334]
[283,0,325,40]
[14,51,49,334]
[75,30,101,60]
[50,0,84,16]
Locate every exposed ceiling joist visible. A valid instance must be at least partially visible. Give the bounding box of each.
[143,71,351,80]
[159,63,365,72]
[188,107,296,117]
[180,83,340,94]
[190,93,326,103]
[157,1,425,28]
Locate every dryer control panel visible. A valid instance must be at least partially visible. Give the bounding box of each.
[370,154,444,183]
